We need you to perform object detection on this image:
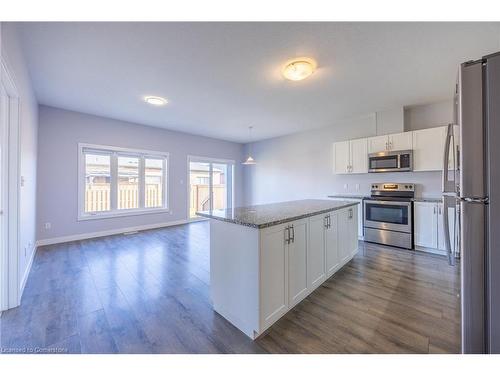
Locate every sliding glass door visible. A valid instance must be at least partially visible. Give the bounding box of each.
[188,157,233,219]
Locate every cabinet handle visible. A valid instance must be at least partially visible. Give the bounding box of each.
[438,206,442,215]
[290,225,295,243]
[284,226,290,244]
[324,216,329,229]
[385,141,388,150]
[434,206,437,214]
[348,208,353,219]
[329,215,332,228]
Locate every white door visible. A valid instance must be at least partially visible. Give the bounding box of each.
[367,135,388,153]
[412,127,447,172]
[414,202,438,248]
[188,158,234,219]
[389,132,412,151]
[260,223,289,328]
[333,141,350,174]
[288,218,309,307]
[350,138,368,174]
[325,211,339,277]
[307,214,326,290]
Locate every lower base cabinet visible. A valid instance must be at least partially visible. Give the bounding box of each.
[260,205,359,334]
[414,201,456,254]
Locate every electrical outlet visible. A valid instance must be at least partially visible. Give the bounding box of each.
[44,222,51,230]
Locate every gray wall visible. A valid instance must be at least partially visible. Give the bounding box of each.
[37,106,245,241]
[243,101,453,205]
[1,23,39,283]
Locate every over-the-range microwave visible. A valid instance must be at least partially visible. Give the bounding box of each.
[368,150,413,173]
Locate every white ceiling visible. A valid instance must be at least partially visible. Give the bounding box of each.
[16,22,500,143]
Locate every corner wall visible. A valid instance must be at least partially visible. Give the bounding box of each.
[1,23,39,292]
[36,106,245,242]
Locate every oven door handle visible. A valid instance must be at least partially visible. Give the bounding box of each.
[364,199,412,207]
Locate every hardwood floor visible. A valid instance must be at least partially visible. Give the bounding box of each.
[0,222,460,354]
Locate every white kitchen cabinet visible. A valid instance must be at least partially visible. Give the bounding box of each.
[412,127,447,172]
[414,201,439,249]
[288,218,309,308]
[337,206,358,264]
[367,135,389,153]
[389,132,413,151]
[333,138,368,174]
[367,132,412,153]
[438,203,457,253]
[350,138,368,173]
[325,211,340,277]
[414,201,456,254]
[210,205,360,339]
[260,223,289,328]
[308,214,327,290]
[333,141,351,174]
[327,197,364,240]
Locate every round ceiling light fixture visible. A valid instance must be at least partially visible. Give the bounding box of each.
[144,96,168,106]
[282,57,317,81]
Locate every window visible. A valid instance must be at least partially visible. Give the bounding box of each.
[188,157,234,219]
[79,144,168,220]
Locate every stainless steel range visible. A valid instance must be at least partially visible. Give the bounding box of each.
[363,183,414,249]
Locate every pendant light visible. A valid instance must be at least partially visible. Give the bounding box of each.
[242,126,257,165]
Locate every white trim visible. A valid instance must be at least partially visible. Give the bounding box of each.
[78,143,170,221]
[36,219,190,247]
[0,56,21,311]
[187,154,236,164]
[19,242,37,297]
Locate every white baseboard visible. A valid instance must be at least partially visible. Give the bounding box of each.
[36,219,190,247]
[19,242,37,298]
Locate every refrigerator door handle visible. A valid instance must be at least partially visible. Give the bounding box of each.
[442,195,456,266]
[442,123,456,193]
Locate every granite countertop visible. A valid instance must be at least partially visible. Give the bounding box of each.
[327,194,368,200]
[196,199,359,229]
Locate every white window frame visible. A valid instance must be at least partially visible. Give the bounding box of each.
[187,155,235,221]
[78,143,169,221]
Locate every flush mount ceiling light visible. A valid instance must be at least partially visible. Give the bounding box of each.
[242,126,257,165]
[144,96,168,106]
[282,57,317,81]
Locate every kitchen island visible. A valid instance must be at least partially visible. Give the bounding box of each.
[197,199,359,339]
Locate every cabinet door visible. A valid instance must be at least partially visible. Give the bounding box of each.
[260,224,289,328]
[414,202,438,248]
[325,211,339,277]
[308,214,326,290]
[337,208,351,264]
[288,218,309,308]
[438,204,456,252]
[412,127,447,172]
[350,138,368,174]
[389,132,412,151]
[367,135,389,153]
[333,141,350,174]
[349,206,359,256]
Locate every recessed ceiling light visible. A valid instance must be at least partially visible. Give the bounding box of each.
[144,96,168,106]
[282,57,317,81]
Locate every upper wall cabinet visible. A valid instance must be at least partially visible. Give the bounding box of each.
[367,132,412,153]
[412,127,447,172]
[333,138,368,174]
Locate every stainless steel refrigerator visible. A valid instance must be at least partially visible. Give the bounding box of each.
[442,52,500,353]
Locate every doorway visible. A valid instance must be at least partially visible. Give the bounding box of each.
[1,57,20,312]
[188,156,234,220]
